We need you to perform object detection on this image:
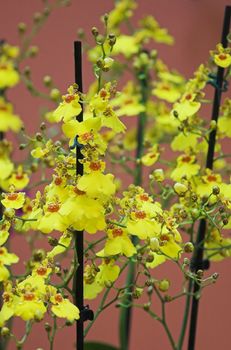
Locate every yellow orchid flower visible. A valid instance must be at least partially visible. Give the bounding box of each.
[171,154,200,181]
[211,43,231,68]
[0,58,19,89]
[51,293,80,321]
[0,98,22,132]
[1,192,25,209]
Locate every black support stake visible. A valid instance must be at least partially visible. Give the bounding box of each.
[74,41,94,350]
[188,6,231,350]
[74,41,84,350]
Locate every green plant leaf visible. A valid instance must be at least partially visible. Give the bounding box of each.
[85,341,119,350]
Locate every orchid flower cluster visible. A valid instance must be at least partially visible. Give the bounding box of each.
[0,1,230,349]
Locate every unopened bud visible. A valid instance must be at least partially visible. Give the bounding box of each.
[91,27,99,36]
[158,279,170,292]
[153,168,164,182]
[212,185,220,195]
[184,242,194,253]
[96,59,105,68]
[223,218,228,225]
[40,122,46,130]
[77,28,85,38]
[43,75,52,87]
[183,258,190,265]
[28,46,39,57]
[1,327,10,337]
[35,132,43,141]
[145,278,154,287]
[44,323,52,332]
[212,272,219,280]
[209,120,217,130]
[96,34,104,44]
[30,163,38,172]
[19,143,27,150]
[173,110,178,118]
[50,88,61,101]
[103,13,109,23]
[174,182,188,196]
[4,208,15,219]
[23,66,31,76]
[33,12,42,22]
[197,269,204,278]
[132,287,143,299]
[150,237,159,252]
[104,280,112,288]
[146,254,154,263]
[18,22,27,34]
[48,237,58,247]
[143,302,150,311]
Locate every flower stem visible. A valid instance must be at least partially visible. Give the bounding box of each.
[177,279,193,350]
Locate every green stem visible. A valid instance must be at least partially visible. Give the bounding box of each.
[119,72,149,350]
[177,280,193,350]
[48,317,57,350]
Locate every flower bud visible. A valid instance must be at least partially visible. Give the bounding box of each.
[158,279,170,292]
[183,257,190,265]
[33,249,45,262]
[77,28,85,38]
[96,34,104,45]
[197,269,204,278]
[223,218,228,225]
[103,57,114,70]
[18,22,27,34]
[35,133,43,142]
[143,302,150,311]
[23,66,31,76]
[43,75,52,87]
[103,13,109,23]
[91,27,99,36]
[212,185,220,195]
[30,163,38,172]
[48,237,58,247]
[212,272,219,280]
[173,110,178,118]
[4,208,15,219]
[146,254,154,263]
[174,182,188,196]
[1,327,10,337]
[44,323,52,332]
[96,59,104,68]
[40,122,46,131]
[50,88,61,101]
[28,46,39,57]
[209,120,217,130]
[19,143,27,150]
[145,278,154,287]
[152,169,164,182]
[104,281,112,288]
[150,237,159,252]
[43,7,50,16]
[65,320,74,326]
[184,242,194,253]
[33,12,42,22]
[132,287,143,299]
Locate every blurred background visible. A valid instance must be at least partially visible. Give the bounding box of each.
[0,1,230,349]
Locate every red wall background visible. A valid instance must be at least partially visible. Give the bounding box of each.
[0,1,230,349]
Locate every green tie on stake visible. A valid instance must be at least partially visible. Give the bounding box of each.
[188,6,231,350]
